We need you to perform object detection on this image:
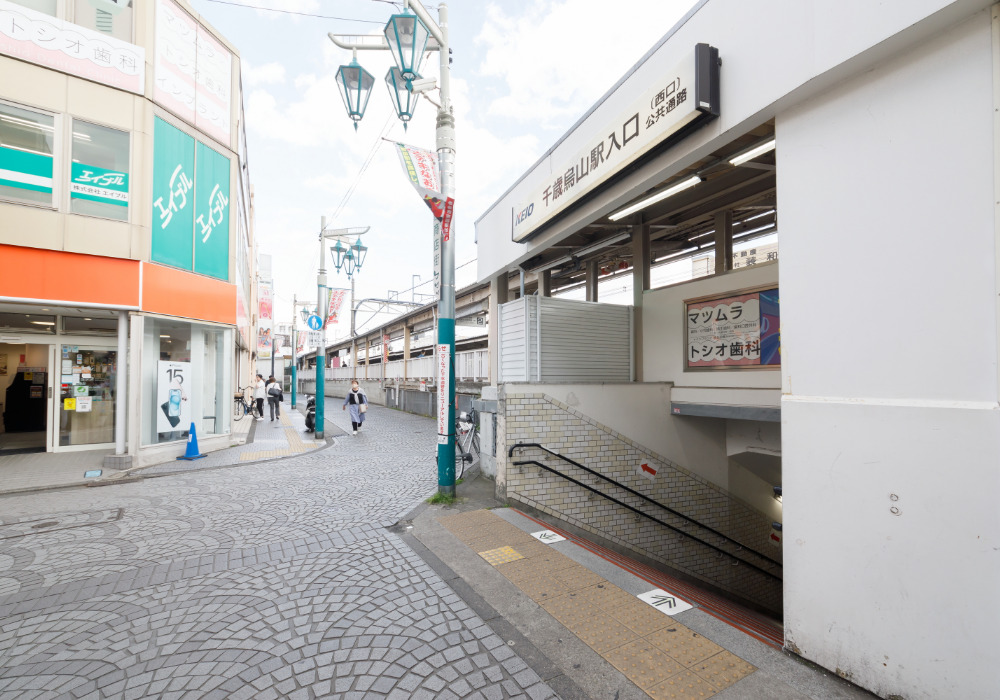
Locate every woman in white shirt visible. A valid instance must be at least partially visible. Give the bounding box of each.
[253,373,266,421]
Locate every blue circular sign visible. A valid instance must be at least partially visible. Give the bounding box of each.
[306,314,322,330]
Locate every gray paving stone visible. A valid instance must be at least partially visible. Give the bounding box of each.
[0,404,557,700]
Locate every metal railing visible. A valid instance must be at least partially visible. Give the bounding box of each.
[313,349,488,382]
[508,442,782,582]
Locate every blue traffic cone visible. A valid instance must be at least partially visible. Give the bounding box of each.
[176,422,206,461]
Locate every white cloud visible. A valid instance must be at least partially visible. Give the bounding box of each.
[243,61,286,87]
[475,0,695,128]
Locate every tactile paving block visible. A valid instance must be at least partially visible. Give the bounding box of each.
[549,564,607,590]
[646,669,719,700]
[512,573,569,602]
[607,597,672,636]
[603,639,684,691]
[691,651,756,689]
[478,546,524,566]
[646,625,725,667]
[562,611,639,654]
[569,583,634,610]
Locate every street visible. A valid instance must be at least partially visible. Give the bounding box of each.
[0,403,556,699]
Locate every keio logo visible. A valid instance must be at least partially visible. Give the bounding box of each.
[515,203,534,226]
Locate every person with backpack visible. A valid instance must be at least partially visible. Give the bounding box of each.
[265,375,283,421]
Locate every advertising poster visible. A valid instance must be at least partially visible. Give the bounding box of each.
[686,288,780,369]
[393,141,455,235]
[70,163,128,207]
[0,0,144,94]
[257,281,272,360]
[194,25,232,144]
[436,343,449,444]
[156,360,191,433]
[151,117,196,270]
[193,141,230,280]
[154,0,197,123]
[325,288,348,328]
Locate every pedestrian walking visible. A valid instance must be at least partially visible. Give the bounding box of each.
[265,375,283,421]
[253,373,266,421]
[342,380,368,435]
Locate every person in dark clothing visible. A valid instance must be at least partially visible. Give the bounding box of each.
[341,380,368,435]
[265,375,282,421]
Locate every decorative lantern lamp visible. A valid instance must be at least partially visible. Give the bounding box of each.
[385,67,419,129]
[351,237,368,272]
[331,239,346,271]
[342,247,356,277]
[335,58,375,130]
[383,9,429,81]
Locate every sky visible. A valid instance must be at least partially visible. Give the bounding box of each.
[186,0,698,339]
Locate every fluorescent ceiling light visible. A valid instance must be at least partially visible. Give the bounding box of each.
[30,321,54,326]
[729,139,776,166]
[609,175,703,222]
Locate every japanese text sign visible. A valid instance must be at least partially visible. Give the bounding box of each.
[325,288,348,328]
[512,45,718,242]
[686,288,780,369]
[393,140,455,230]
[436,343,449,443]
[0,0,144,94]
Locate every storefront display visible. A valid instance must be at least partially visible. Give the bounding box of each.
[58,347,116,446]
[141,316,231,445]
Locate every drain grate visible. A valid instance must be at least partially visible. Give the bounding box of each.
[0,509,123,540]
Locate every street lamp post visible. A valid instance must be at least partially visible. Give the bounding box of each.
[315,219,370,440]
[330,0,457,497]
[290,295,313,409]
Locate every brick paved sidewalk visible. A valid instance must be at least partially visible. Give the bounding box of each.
[0,402,558,699]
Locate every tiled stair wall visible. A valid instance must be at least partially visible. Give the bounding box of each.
[497,392,782,614]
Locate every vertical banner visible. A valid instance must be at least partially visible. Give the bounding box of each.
[393,140,455,267]
[151,117,196,270]
[325,288,348,328]
[433,220,442,297]
[154,0,197,123]
[257,281,272,360]
[436,343,449,444]
[195,25,233,144]
[382,334,390,364]
[156,360,191,432]
[193,141,230,280]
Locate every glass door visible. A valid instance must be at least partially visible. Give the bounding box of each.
[55,344,117,449]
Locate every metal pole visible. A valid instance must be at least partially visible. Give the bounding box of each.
[350,275,357,380]
[434,2,457,497]
[316,217,327,440]
[291,294,297,408]
[115,310,127,455]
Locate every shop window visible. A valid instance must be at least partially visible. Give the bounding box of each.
[62,316,117,335]
[59,347,117,446]
[142,317,232,445]
[0,103,55,207]
[0,312,56,334]
[7,0,57,16]
[73,0,133,44]
[70,119,129,221]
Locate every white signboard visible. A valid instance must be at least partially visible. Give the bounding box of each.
[75,396,92,413]
[512,46,716,242]
[154,0,232,144]
[436,343,449,444]
[638,588,693,615]
[156,360,191,433]
[531,530,566,544]
[0,0,144,94]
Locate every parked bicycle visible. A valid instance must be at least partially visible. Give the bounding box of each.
[455,407,480,480]
[233,386,261,421]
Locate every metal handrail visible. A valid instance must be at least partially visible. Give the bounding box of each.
[508,442,782,581]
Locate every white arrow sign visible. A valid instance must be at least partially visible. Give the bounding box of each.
[638,588,693,615]
[530,530,566,544]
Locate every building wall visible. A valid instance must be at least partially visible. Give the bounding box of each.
[501,389,781,612]
[777,9,1000,699]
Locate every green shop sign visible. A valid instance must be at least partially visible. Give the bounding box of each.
[151,117,231,281]
[70,163,128,206]
[0,145,53,194]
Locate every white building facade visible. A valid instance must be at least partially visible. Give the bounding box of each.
[475,1,1000,698]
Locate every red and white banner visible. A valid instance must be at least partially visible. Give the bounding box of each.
[382,334,390,364]
[393,141,455,231]
[436,343,449,444]
[325,288,348,328]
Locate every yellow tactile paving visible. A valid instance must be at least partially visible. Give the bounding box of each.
[646,670,719,700]
[439,509,757,700]
[604,640,684,690]
[478,546,524,566]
